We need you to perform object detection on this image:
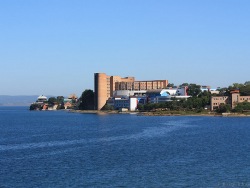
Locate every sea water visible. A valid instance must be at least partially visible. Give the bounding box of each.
[0,107,250,187]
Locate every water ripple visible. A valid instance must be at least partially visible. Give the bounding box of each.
[0,120,191,152]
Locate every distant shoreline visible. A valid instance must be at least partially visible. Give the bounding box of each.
[0,105,30,107]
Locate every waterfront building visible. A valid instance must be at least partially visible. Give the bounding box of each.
[146,87,190,104]
[209,89,220,95]
[113,90,147,97]
[94,73,168,110]
[106,87,189,111]
[64,101,73,109]
[107,97,138,111]
[68,94,78,101]
[211,89,250,110]
[64,94,78,103]
[63,94,78,109]
[200,85,220,94]
[200,85,211,92]
[37,95,48,103]
[115,80,168,91]
[48,105,58,111]
[42,104,48,110]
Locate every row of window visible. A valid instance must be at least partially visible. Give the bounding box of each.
[213,97,227,100]
[115,104,129,107]
[115,100,129,104]
[213,102,226,106]
[240,98,250,101]
[213,97,250,102]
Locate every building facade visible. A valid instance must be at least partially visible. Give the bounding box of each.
[146,87,190,104]
[115,80,168,91]
[37,95,48,103]
[94,73,168,110]
[111,97,138,111]
[211,90,250,110]
[94,73,135,110]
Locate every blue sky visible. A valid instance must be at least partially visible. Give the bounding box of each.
[0,0,249,96]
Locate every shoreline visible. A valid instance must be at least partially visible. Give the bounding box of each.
[69,110,250,117]
[138,112,250,117]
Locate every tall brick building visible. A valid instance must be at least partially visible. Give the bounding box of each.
[94,73,168,110]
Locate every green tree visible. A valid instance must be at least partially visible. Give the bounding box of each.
[48,97,57,105]
[234,102,250,112]
[101,104,114,110]
[57,104,65,110]
[240,85,250,96]
[137,104,144,111]
[244,81,250,85]
[198,91,211,107]
[78,90,94,110]
[216,104,231,113]
[57,96,64,104]
[187,84,201,97]
[167,83,175,88]
[184,97,202,109]
[30,103,41,110]
[217,87,228,96]
[181,83,189,87]
[229,83,244,90]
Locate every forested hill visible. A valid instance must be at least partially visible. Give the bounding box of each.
[0,95,39,106]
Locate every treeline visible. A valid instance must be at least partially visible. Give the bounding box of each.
[138,96,250,113]
[217,102,250,113]
[138,91,211,113]
[216,82,250,96]
[139,82,250,113]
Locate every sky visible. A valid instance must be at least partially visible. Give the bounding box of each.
[0,0,249,96]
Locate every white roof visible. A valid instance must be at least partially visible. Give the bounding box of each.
[38,95,47,99]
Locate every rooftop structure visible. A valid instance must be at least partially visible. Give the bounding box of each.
[37,95,48,103]
[68,94,78,100]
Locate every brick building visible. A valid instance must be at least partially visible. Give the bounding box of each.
[94,73,168,110]
[211,90,250,111]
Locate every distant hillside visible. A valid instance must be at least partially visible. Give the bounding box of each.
[0,95,40,106]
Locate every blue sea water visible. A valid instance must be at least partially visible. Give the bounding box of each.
[0,107,250,188]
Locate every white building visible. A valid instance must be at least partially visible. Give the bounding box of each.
[106,86,190,109]
[112,97,138,111]
[113,90,147,97]
[37,95,48,103]
[147,87,190,103]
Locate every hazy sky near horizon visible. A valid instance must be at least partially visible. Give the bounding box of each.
[0,0,249,96]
